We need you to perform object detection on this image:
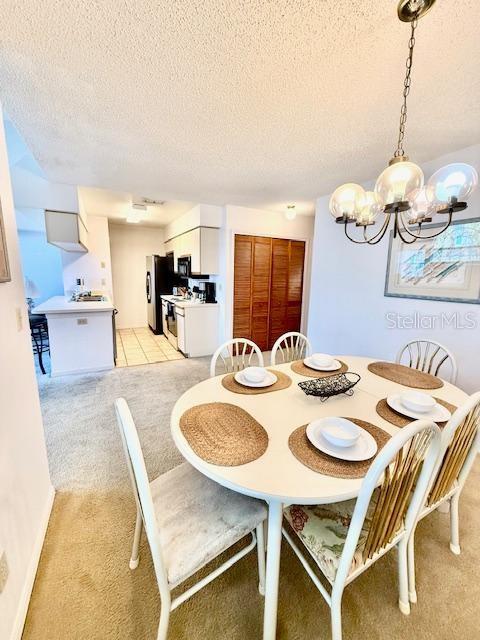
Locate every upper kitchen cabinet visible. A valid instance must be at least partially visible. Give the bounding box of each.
[166,226,219,275]
[45,210,88,252]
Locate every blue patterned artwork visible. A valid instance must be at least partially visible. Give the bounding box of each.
[385,218,480,304]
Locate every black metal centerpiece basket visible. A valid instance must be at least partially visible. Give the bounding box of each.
[298,372,361,401]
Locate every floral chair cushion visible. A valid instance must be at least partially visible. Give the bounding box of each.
[284,496,377,583]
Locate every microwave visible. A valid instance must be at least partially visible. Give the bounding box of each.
[177,256,191,277]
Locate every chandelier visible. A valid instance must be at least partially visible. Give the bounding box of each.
[329,0,478,245]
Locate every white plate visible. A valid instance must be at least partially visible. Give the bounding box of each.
[306,418,378,462]
[387,394,451,423]
[234,370,278,388]
[304,357,342,372]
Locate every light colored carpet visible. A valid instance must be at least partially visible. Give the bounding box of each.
[23,359,480,639]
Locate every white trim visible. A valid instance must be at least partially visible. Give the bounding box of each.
[10,484,55,640]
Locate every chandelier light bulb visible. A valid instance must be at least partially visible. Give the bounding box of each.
[285,205,297,221]
[356,191,382,226]
[329,183,366,221]
[408,186,436,223]
[374,161,424,208]
[426,163,479,206]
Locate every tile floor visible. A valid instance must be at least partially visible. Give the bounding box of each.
[115,327,184,367]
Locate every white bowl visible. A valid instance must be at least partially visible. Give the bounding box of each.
[400,391,436,414]
[320,417,360,449]
[310,353,334,368]
[242,366,267,383]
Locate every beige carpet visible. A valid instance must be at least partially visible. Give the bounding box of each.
[23,360,480,639]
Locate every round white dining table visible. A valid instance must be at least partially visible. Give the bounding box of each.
[170,355,468,640]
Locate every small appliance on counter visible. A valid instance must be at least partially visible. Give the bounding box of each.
[204,281,216,303]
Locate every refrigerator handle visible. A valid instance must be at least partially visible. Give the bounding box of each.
[146,272,151,302]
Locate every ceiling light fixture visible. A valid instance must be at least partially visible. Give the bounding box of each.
[126,204,147,224]
[329,0,478,245]
[285,205,297,221]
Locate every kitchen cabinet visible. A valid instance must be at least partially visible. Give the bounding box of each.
[45,210,88,252]
[233,234,306,351]
[165,227,219,275]
[175,302,218,357]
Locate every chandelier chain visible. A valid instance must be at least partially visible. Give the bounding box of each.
[394,15,418,158]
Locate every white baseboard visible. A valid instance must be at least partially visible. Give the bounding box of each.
[9,484,55,640]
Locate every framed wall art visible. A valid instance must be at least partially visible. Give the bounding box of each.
[385,217,480,304]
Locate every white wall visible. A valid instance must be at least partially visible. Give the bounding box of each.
[61,215,113,299]
[217,205,315,345]
[307,144,480,393]
[0,107,54,640]
[109,223,165,328]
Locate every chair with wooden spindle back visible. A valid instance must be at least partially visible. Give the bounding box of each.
[407,391,480,605]
[282,420,441,640]
[396,339,458,384]
[270,331,312,366]
[210,338,264,377]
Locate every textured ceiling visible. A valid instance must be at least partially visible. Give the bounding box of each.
[1,1,479,214]
[79,187,194,227]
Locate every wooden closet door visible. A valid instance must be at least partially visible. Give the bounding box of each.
[268,238,289,349]
[233,235,253,339]
[287,240,306,332]
[234,234,305,351]
[250,236,272,350]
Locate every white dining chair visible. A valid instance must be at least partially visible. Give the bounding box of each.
[114,398,267,640]
[210,338,264,377]
[270,331,312,366]
[407,391,480,605]
[396,339,458,384]
[282,419,441,640]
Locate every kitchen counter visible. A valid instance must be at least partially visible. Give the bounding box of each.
[33,295,115,314]
[33,295,115,376]
[160,294,217,309]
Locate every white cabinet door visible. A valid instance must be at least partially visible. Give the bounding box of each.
[177,312,186,353]
[200,227,219,274]
[189,228,201,274]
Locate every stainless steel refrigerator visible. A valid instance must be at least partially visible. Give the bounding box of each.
[146,255,174,334]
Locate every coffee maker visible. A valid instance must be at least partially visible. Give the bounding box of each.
[204,281,216,303]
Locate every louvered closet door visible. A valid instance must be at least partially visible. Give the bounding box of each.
[233,234,305,351]
[233,235,254,339]
[250,236,272,350]
[286,240,305,333]
[268,238,289,349]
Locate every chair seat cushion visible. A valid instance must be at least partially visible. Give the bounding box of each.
[284,496,376,583]
[150,463,267,587]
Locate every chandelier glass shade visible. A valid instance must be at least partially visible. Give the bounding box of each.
[330,0,478,245]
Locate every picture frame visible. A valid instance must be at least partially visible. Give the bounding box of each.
[385,216,480,304]
[0,198,11,283]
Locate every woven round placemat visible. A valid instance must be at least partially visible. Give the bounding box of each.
[221,369,292,395]
[288,418,390,479]
[376,397,457,429]
[179,402,268,466]
[290,359,348,378]
[367,361,444,389]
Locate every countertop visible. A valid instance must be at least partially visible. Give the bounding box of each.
[161,294,218,309]
[33,296,115,314]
